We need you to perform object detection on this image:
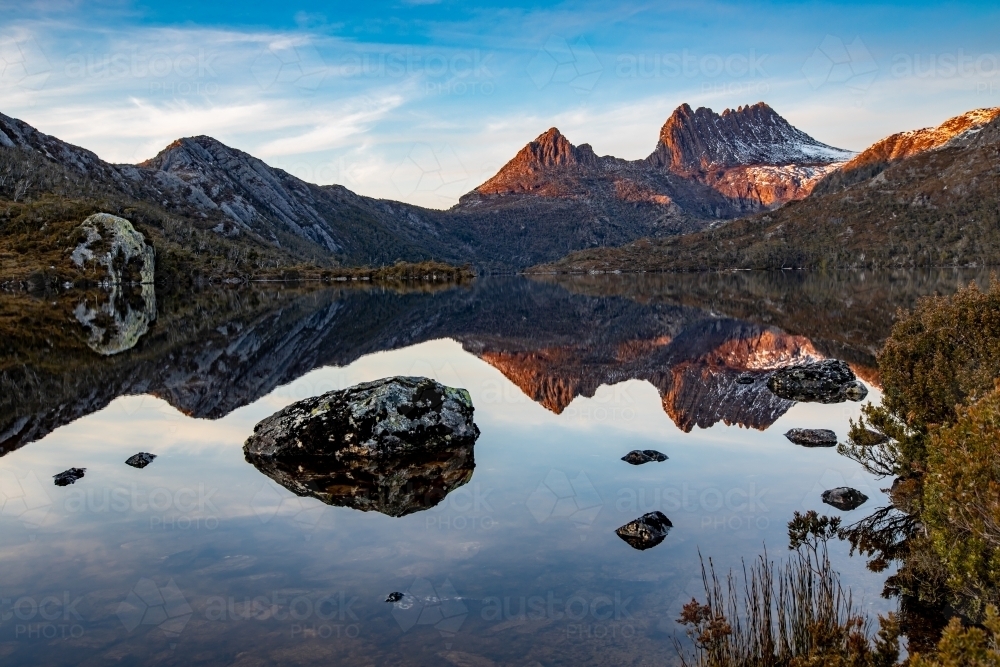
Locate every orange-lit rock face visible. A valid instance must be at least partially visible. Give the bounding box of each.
[843,107,1000,170]
[476,324,824,431]
[479,348,592,414]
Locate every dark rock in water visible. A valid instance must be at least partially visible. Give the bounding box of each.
[821,487,869,511]
[621,449,668,465]
[53,468,86,486]
[244,376,479,460]
[615,511,673,550]
[248,441,475,517]
[385,592,404,603]
[784,429,837,447]
[767,360,868,403]
[244,377,480,517]
[736,372,756,385]
[125,452,157,468]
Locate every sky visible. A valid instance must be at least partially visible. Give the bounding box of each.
[1,0,998,208]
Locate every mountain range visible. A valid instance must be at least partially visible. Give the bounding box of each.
[537,106,1000,273]
[1,102,854,278]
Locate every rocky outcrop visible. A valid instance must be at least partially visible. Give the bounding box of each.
[244,377,479,461]
[766,360,868,403]
[784,429,838,447]
[71,213,155,286]
[477,128,599,195]
[615,511,673,550]
[648,102,853,173]
[621,450,668,465]
[248,441,475,517]
[821,487,869,511]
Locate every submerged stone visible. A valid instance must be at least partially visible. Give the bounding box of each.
[621,449,668,465]
[53,468,86,486]
[766,360,868,403]
[615,511,673,550]
[821,487,869,511]
[125,452,157,468]
[784,429,838,447]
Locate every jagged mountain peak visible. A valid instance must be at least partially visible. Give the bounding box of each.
[476,126,599,195]
[649,102,854,173]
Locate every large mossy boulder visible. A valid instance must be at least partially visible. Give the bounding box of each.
[244,377,479,460]
[70,213,154,285]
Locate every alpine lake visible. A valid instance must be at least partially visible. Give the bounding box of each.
[0,269,989,666]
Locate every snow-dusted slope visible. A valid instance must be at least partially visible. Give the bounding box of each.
[647,102,854,172]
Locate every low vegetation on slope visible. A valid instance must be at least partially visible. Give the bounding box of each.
[533,115,1000,273]
[681,279,1000,664]
[0,145,471,286]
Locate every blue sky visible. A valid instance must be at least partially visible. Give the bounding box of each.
[1,0,998,207]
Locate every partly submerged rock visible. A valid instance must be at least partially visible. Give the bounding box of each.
[71,213,155,286]
[784,428,838,447]
[821,487,869,511]
[615,511,673,550]
[385,592,404,603]
[53,468,86,486]
[244,377,480,517]
[766,360,868,403]
[245,377,479,460]
[621,449,668,465]
[125,452,157,468]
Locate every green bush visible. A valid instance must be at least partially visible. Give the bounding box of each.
[923,386,1000,610]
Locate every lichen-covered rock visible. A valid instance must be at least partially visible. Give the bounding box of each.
[821,487,869,511]
[621,449,668,465]
[766,359,868,403]
[615,511,673,550]
[784,428,838,447]
[244,377,480,461]
[71,213,155,285]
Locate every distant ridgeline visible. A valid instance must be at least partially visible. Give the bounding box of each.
[534,107,1000,273]
[3,104,998,282]
[1,102,853,283]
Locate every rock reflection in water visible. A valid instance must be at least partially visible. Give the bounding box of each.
[74,282,156,356]
[246,443,476,517]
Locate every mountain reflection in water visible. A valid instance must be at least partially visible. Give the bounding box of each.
[0,269,988,457]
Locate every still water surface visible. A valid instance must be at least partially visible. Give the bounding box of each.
[0,270,987,665]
